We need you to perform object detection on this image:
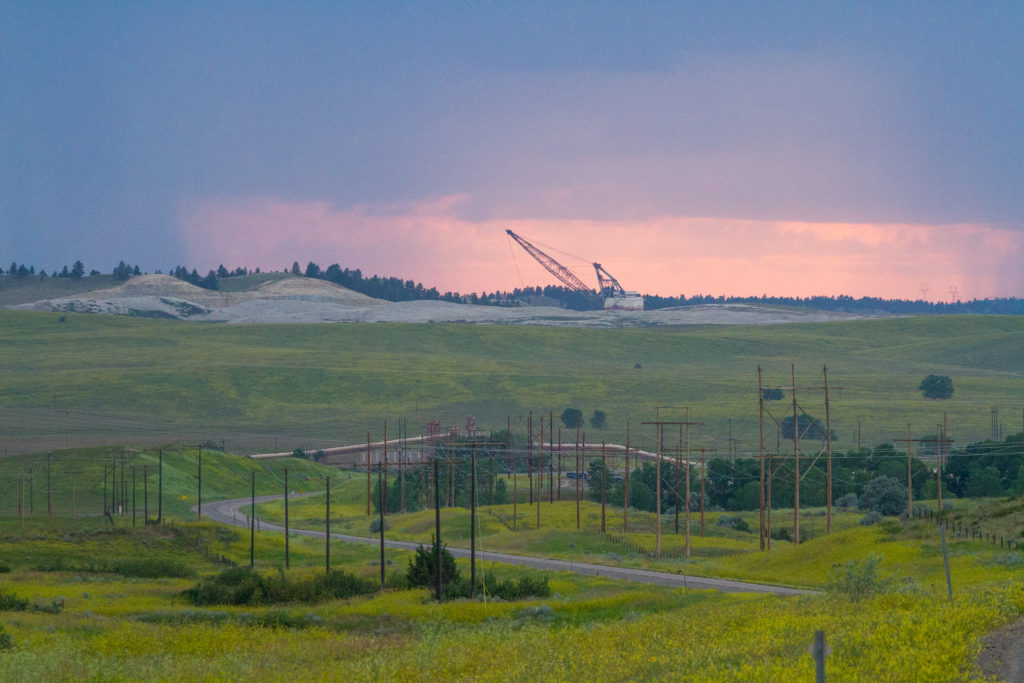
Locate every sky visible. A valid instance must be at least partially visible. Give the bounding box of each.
[3,2,1023,300]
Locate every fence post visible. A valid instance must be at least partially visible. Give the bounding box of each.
[811,630,829,682]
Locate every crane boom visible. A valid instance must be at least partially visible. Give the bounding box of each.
[593,263,625,296]
[506,229,592,292]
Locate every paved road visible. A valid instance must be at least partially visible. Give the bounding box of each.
[199,494,815,596]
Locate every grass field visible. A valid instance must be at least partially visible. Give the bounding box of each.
[1,310,1022,456]
[3,447,1024,680]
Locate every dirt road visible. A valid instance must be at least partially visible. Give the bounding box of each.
[200,493,815,596]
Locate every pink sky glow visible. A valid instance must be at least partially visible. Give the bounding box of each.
[181,196,1024,301]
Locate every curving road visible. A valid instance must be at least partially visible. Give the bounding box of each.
[199,494,815,597]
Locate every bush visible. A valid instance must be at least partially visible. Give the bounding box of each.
[860,511,883,526]
[859,476,906,516]
[0,625,11,650]
[715,515,750,532]
[0,589,29,611]
[836,493,858,509]
[369,517,389,534]
[183,567,376,606]
[824,555,889,601]
[407,538,460,597]
[484,574,552,600]
[110,558,195,578]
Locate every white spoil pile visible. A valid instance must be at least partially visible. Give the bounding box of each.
[19,274,876,326]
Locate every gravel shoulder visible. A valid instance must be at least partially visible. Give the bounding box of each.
[977,618,1024,682]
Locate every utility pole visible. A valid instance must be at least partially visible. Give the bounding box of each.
[573,428,581,528]
[623,421,630,532]
[283,467,290,569]
[382,421,388,517]
[143,464,148,524]
[197,445,202,522]
[509,417,516,530]
[366,433,371,517]
[758,366,767,550]
[549,412,555,503]
[131,465,136,527]
[792,365,800,545]
[528,412,533,506]
[401,419,406,515]
[643,420,685,558]
[70,470,77,526]
[697,446,715,537]
[557,428,562,502]
[157,450,163,524]
[823,365,833,534]
[577,430,585,532]
[536,414,542,530]
[47,453,52,519]
[379,459,385,589]
[894,427,931,517]
[325,476,331,574]
[249,471,255,570]
[433,450,442,603]
[600,441,606,533]
[470,441,477,597]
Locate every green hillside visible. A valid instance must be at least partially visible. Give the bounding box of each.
[1,310,1021,455]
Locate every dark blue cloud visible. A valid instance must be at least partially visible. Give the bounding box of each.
[2,3,1022,273]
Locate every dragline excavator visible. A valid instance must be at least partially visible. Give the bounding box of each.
[505,229,645,311]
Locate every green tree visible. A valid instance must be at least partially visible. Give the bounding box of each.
[779,414,835,441]
[406,537,460,597]
[858,475,905,516]
[560,408,583,429]
[761,388,784,401]
[919,374,954,399]
[70,260,84,278]
[627,474,655,511]
[965,464,1003,498]
[589,410,607,429]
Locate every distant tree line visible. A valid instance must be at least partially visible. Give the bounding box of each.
[677,430,1024,514]
[5,258,1023,314]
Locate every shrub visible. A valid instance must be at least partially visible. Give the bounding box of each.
[183,567,375,606]
[715,515,750,532]
[860,511,883,526]
[859,475,906,516]
[407,538,460,597]
[0,625,11,650]
[485,574,552,600]
[0,590,29,611]
[836,493,858,509]
[369,517,389,534]
[110,558,195,578]
[517,604,554,622]
[824,555,889,601]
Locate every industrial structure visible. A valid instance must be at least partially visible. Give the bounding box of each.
[506,229,644,311]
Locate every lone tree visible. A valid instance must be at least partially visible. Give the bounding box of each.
[919,374,954,400]
[761,388,784,401]
[589,410,607,429]
[560,408,583,429]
